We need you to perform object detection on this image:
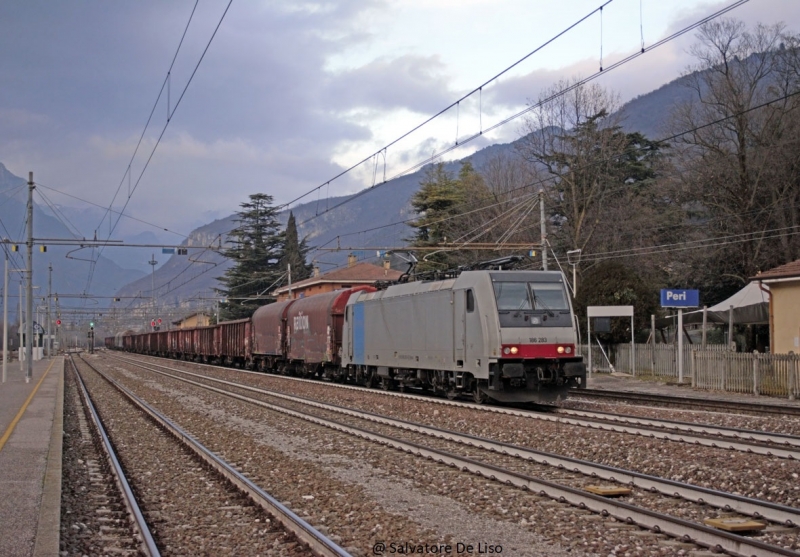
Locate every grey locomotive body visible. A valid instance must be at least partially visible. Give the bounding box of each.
[342,270,585,403]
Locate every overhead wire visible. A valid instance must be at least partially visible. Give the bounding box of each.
[36,182,189,239]
[299,0,750,226]
[309,84,800,257]
[96,0,200,236]
[74,0,759,314]
[85,0,234,296]
[282,0,616,213]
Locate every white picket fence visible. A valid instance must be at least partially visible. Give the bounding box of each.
[579,343,728,376]
[579,343,800,399]
[692,351,800,398]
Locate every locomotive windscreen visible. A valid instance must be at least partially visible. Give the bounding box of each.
[491,279,572,328]
[492,282,569,311]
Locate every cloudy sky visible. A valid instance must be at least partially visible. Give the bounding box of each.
[1,0,798,243]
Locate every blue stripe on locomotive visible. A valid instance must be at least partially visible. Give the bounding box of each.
[353,302,365,364]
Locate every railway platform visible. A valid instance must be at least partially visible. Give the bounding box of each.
[0,356,64,557]
[587,370,800,408]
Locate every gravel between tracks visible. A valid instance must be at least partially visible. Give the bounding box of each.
[120,356,800,509]
[61,365,141,556]
[97,352,783,556]
[74,357,311,556]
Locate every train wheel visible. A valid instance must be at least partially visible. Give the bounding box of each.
[381,377,392,391]
[445,389,458,401]
[472,389,487,404]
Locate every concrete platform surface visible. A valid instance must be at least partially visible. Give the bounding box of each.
[0,357,64,557]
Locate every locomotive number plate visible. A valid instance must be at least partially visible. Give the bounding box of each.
[529,337,548,343]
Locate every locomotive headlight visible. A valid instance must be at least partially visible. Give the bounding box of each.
[565,346,572,354]
[503,347,511,355]
[557,346,565,354]
[510,346,519,355]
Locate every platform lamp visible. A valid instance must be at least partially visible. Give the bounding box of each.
[566,249,582,298]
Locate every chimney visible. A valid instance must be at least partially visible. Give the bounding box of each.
[348,253,357,268]
[313,265,320,277]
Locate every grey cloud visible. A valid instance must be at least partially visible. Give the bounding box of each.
[323,55,455,113]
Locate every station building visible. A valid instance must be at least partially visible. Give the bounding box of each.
[752,258,800,354]
[273,255,403,301]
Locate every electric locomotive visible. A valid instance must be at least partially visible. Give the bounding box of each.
[341,269,585,404]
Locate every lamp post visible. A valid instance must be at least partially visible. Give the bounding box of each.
[566,249,582,298]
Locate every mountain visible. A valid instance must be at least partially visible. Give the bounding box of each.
[0,163,147,318]
[114,69,693,322]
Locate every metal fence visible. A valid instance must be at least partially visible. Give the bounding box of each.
[579,342,800,399]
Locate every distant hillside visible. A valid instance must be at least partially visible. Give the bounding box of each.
[617,73,696,139]
[115,69,696,317]
[0,163,147,317]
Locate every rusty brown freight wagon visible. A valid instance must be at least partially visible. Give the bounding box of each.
[284,286,375,376]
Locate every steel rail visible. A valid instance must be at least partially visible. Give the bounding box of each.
[76,355,350,557]
[558,407,800,449]
[109,353,800,459]
[117,357,800,527]
[68,356,161,557]
[106,357,800,557]
[575,389,800,417]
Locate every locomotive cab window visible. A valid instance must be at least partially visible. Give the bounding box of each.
[466,289,475,312]
[493,282,532,310]
[530,283,569,311]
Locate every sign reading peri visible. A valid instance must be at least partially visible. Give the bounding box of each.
[660,289,700,308]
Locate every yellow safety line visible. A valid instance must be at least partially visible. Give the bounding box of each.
[0,358,57,453]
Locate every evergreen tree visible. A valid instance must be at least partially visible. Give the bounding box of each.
[408,161,491,272]
[279,212,313,283]
[215,194,283,320]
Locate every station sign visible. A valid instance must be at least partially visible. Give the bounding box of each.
[660,289,699,308]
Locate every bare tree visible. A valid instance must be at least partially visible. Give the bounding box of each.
[670,19,800,289]
[517,79,670,275]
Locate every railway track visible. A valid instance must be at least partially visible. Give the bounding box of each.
[70,354,349,556]
[572,388,800,417]
[103,352,800,557]
[110,352,800,459]
[62,356,159,556]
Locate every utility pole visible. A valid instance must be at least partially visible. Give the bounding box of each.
[2,255,7,383]
[26,172,33,382]
[288,264,292,300]
[148,254,158,329]
[47,264,52,358]
[19,281,23,372]
[539,189,548,271]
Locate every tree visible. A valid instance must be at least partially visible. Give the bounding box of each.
[669,19,800,301]
[573,260,658,343]
[279,212,313,283]
[409,162,483,271]
[517,79,675,286]
[215,194,283,320]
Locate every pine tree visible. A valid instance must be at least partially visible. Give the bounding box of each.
[408,161,491,272]
[215,194,283,320]
[279,212,313,284]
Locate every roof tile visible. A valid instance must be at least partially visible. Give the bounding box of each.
[751,258,800,281]
[274,262,403,293]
